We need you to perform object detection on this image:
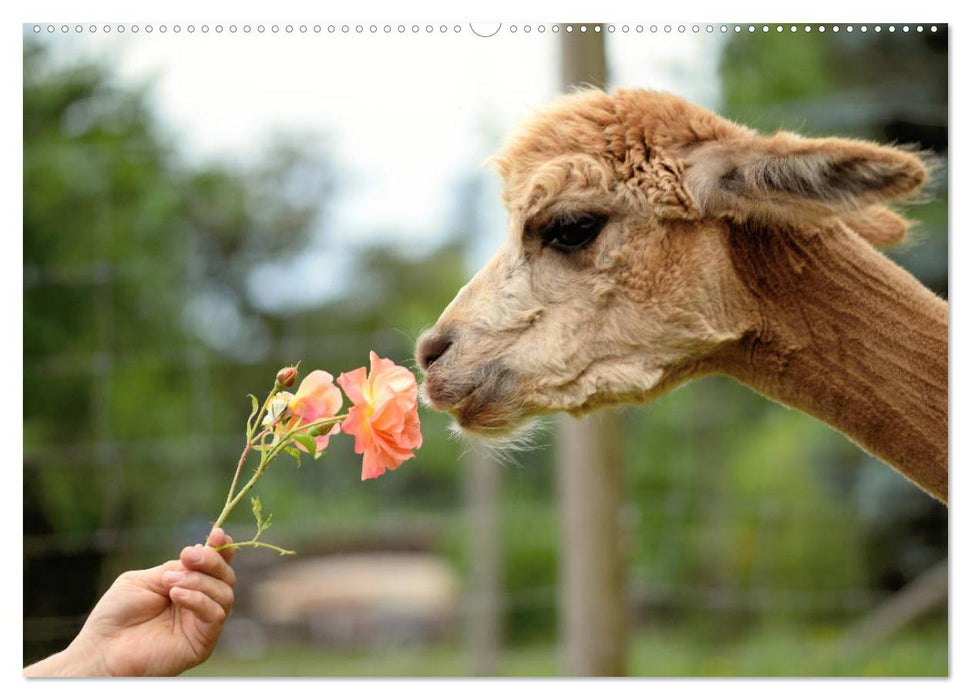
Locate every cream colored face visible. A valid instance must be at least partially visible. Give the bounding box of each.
[415,156,740,435]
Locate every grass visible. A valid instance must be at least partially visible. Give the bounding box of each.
[188,617,947,677]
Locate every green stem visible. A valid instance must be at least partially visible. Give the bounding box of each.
[248,386,280,443]
[228,384,278,512]
[212,464,265,533]
[224,433,261,512]
[214,540,295,556]
[209,413,347,537]
[262,414,347,464]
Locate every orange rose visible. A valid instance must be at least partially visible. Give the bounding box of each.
[337,351,423,480]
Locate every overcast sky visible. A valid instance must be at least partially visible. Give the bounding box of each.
[32,24,725,309]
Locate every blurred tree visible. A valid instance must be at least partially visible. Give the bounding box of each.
[23,39,336,661]
[24,35,480,662]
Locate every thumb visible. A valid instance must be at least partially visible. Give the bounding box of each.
[124,560,185,597]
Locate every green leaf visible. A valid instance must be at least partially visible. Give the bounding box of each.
[293,434,317,455]
[250,495,263,527]
[246,394,260,438]
[284,445,302,467]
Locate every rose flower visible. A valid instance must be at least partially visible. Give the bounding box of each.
[337,351,423,480]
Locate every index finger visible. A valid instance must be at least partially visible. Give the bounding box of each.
[205,527,236,565]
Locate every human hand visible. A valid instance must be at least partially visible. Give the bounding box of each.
[24,528,237,677]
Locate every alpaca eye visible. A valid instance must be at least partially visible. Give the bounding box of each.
[541,213,608,252]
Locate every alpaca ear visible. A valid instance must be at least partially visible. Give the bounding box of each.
[682,133,927,224]
[840,206,909,248]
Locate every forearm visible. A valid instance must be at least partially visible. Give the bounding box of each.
[23,637,109,677]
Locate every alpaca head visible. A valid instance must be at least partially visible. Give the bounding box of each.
[417,89,927,435]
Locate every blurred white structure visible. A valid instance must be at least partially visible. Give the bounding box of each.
[252,552,460,646]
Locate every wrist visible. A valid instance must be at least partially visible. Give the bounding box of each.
[64,634,111,676]
[24,636,110,677]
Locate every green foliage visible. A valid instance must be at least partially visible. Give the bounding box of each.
[721,32,831,130]
[248,494,277,540]
[501,498,559,644]
[291,434,317,458]
[621,378,869,632]
[722,411,866,599]
[23,39,337,542]
[246,394,260,439]
[250,495,267,531]
[283,445,302,467]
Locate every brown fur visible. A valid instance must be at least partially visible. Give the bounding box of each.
[417,89,947,503]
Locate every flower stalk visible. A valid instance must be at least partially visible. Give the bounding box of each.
[205,355,422,557]
[209,414,346,554]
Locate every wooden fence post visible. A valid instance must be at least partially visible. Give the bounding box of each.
[465,445,502,675]
[556,26,628,677]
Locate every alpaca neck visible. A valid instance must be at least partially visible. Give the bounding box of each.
[710,221,948,502]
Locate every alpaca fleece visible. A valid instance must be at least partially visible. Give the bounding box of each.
[417,89,947,503]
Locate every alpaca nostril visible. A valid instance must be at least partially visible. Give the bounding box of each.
[417,331,454,371]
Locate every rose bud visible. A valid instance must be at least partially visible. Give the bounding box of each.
[276,365,299,389]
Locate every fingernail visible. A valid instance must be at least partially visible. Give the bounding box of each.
[162,571,183,585]
[185,547,203,564]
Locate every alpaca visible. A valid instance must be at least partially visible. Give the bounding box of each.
[416,89,948,503]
